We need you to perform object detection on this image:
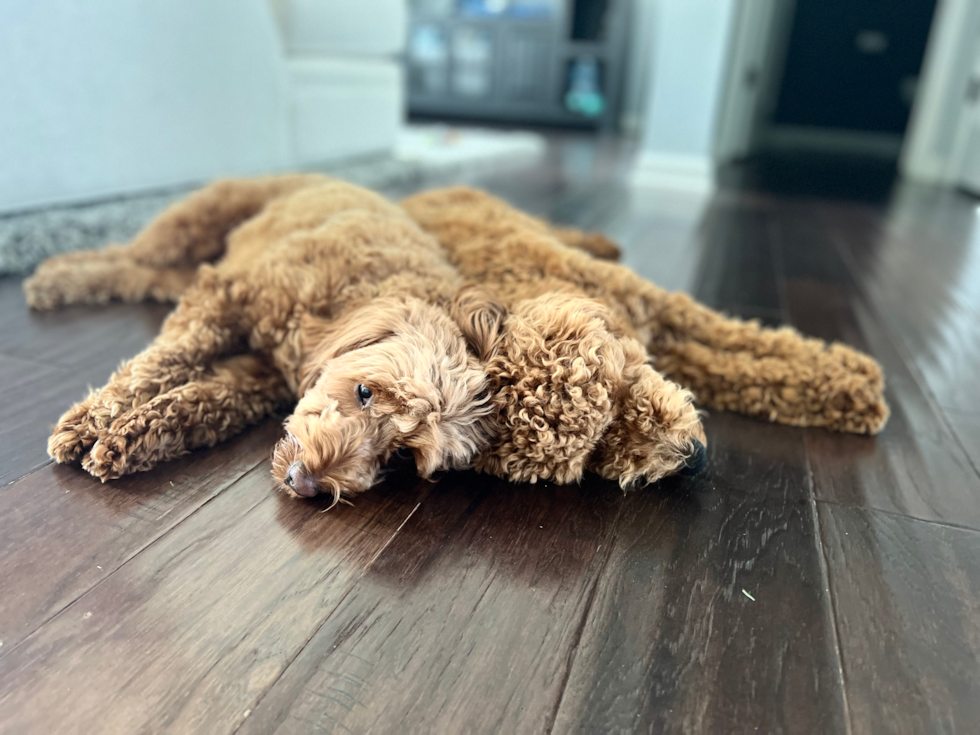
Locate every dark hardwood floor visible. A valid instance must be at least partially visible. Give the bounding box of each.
[1,136,979,733]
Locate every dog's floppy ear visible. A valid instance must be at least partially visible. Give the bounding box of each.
[451,284,506,361]
[298,301,404,394]
[475,294,623,484]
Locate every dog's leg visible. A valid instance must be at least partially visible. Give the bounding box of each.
[81,354,291,480]
[654,338,889,434]
[124,174,328,269]
[549,226,621,261]
[646,294,889,434]
[25,175,327,310]
[24,245,198,309]
[48,282,248,463]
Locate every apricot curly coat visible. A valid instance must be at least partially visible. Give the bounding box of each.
[400,188,888,485]
[26,176,506,502]
[25,174,888,499]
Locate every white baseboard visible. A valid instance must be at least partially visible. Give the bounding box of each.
[629,152,715,194]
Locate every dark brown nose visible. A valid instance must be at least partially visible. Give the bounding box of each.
[678,438,707,477]
[285,460,319,497]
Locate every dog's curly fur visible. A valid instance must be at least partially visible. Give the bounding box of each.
[24,174,888,500]
[27,176,506,503]
[401,187,889,437]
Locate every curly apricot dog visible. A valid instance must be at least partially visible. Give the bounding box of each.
[26,176,510,503]
[25,175,887,500]
[401,188,888,486]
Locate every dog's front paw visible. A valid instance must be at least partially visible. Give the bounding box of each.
[48,401,102,464]
[48,425,94,464]
[83,404,186,481]
[82,434,133,482]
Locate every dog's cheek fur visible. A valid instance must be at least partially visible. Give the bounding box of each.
[588,358,705,488]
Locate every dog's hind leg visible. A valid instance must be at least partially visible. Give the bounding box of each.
[24,245,198,309]
[124,174,328,269]
[549,226,621,261]
[80,354,291,480]
[646,293,889,434]
[24,175,327,310]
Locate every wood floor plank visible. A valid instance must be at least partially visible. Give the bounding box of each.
[0,459,428,734]
[944,411,980,472]
[549,413,846,735]
[0,419,281,652]
[236,471,624,735]
[818,503,980,734]
[239,415,845,735]
[0,354,75,484]
[622,189,736,295]
[791,282,980,529]
[690,197,783,315]
[773,201,980,530]
[0,276,171,371]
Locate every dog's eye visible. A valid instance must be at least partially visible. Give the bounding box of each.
[355,383,373,407]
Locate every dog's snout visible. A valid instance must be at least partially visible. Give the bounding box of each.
[286,460,319,497]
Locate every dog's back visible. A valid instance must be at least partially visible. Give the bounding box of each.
[213,180,460,329]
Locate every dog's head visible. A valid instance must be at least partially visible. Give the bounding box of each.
[271,294,503,504]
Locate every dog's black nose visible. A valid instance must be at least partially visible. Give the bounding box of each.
[678,438,707,477]
[286,461,319,497]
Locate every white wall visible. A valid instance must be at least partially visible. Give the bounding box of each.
[0,0,292,213]
[630,0,738,192]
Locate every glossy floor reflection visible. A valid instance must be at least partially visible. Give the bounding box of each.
[1,138,978,733]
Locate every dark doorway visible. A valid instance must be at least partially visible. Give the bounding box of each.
[773,0,938,134]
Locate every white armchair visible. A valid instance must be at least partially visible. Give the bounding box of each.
[269,0,407,167]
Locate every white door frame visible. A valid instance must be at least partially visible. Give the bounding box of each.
[901,0,980,184]
[713,0,796,164]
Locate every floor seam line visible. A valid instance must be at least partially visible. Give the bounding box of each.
[805,435,853,735]
[0,455,269,664]
[544,498,627,735]
[230,487,433,735]
[3,459,54,488]
[814,497,980,535]
[821,207,980,485]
